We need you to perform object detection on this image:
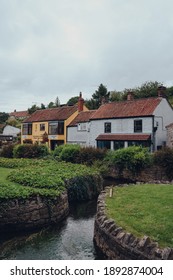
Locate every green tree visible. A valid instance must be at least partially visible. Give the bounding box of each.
[67,96,79,106]
[92,84,110,108]
[28,104,40,114]
[41,103,46,109]
[47,96,60,108]
[47,102,55,108]
[55,97,60,107]
[132,81,162,99]
[0,112,9,123]
[110,90,123,102]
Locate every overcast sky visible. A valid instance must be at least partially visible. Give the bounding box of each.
[0,0,173,112]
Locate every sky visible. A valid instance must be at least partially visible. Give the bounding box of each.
[0,0,173,113]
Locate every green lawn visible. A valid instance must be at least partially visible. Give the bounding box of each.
[0,167,13,183]
[106,184,173,248]
[0,167,61,199]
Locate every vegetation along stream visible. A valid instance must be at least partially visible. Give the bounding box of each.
[0,199,105,260]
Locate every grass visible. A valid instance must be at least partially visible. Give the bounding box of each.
[0,167,61,199]
[0,158,101,199]
[106,184,173,248]
[0,168,12,183]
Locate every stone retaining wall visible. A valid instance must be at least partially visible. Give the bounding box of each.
[109,165,172,183]
[0,191,69,233]
[94,188,173,260]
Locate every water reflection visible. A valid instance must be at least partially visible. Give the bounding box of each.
[0,200,104,260]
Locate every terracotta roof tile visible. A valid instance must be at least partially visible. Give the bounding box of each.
[23,105,78,123]
[10,111,30,118]
[68,110,96,126]
[96,134,151,141]
[91,97,162,120]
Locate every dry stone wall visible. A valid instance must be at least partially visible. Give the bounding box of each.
[109,166,171,183]
[94,188,173,260]
[0,191,69,234]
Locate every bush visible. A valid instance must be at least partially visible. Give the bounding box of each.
[105,146,151,176]
[13,144,49,158]
[59,144,80,163]
[53,144,65,158]
[77,146,107,165]
[0,144,15,158]
[153,147,173,180]
[56,144,80,163]
[54,145,107,165]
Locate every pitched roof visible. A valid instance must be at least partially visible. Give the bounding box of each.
[23,105,78,123]
[96,134,151,141]
[10,110,30,118]
[68,110,96,127]
[90,97,162,120]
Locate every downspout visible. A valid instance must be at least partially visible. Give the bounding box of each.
[152,116,155,152]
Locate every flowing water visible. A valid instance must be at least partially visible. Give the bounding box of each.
[0,200,105,260]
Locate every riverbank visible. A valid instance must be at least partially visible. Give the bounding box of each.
[94,187,173,260]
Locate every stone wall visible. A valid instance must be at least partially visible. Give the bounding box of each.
[109,165,171,183]
[94,189,173,260]
[0,191,69,234]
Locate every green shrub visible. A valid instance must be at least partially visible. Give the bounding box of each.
[59,144,80,163]
[54,145,107,165]
[66,174,103,201]
[77,146,107,165]
[105,146,151,176]
[153,147,173,180]
[13,144,49,158]
[0,144,15,158]
[53,144,65,158]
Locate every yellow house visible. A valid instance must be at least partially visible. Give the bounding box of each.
[21,94,88,150]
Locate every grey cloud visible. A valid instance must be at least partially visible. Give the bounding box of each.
[0,0,173,112]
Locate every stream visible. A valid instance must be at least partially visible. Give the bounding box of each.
[0,199,105,260]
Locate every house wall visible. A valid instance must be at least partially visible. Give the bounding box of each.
[21,106,89,147]
[154,98,173,148]
[3,125,21,137]
[89,117,153,148]
[64,111,79,144]
[67,124,90,146]
[32,122,48,143]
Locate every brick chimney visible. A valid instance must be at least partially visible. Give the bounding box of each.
[127,91,134,101]
[78,92,84,112]
[157,85,166,98]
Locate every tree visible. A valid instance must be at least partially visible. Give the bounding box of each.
[110,81,164,102]
[47,102,55,108]
[41,103,46,109]
[0,112,9,123]
[92,84,110,108]
[132,81,162,99]
[47,96,60,108]
[55,96,60,107]
[28,104,40,114]
[110,91,123,102]
[67,96,79,106]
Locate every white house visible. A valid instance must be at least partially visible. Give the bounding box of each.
[67,110,96,146]
[67,86,173,151]
[3,125,21,137]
